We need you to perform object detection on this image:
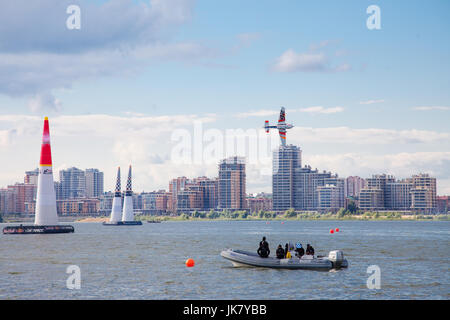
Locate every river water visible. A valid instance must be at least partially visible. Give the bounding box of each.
[0,220,448,299]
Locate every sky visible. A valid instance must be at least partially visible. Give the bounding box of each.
[0,0,449,194]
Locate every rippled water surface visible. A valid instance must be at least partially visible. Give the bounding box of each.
[0,220,449,299]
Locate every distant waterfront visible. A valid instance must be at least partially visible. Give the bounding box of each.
[2,212,449,224]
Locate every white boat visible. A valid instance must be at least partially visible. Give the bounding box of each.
[220,249,348,270]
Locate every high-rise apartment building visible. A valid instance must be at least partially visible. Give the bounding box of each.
[0,188,16,214]
[296,167,336,210]
[410,173,436,214]
[317,184,343,212]
[386,180,412,210]
[359,188,384,210]
[24,169,39,185]
[272,145,301,211]
[218,156,246,210]
[359,174,395,210]
[169,176,189,210]
[317,177,345,211]
[2,183,37,214]
[85,168,104,198]
[167,176,218,212]
[59,167,86,199]
[272,144,344,212]
[176,186,204,211]
[437,196,449,214]
[359,173,437,213]
[345,176,366,198]
[193,177,218,210]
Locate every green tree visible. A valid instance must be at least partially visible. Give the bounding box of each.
[263,212,272,219]
[284,208,297,218]
[207,209,219,219]
[180,213,189,220]
[239,212,248,219]
[347,201,358,214]
[337,208,347,218]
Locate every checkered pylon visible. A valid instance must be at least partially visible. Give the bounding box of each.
[126,165,132,192]
[114,167,121,195]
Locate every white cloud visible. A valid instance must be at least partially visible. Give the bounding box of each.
[272,41,351,73]
[0,129,17,147]
[333,63,351,72]
[0,0,195,54]
[0,113,217,191]
[28,92,62,113]
[289,127,449,145]
[0,42,216,98]
[413,106,450,111]
[297,106,344,114]
[309,40,334,51]
[360,99,385,105]
[273,50,327,72]
[235,106,344,118]
[0,0,220,101]
[235,109,279,118]
[233,32,261,51]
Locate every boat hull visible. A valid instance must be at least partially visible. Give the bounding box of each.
[221,249,347,270]
[3,225,74,234]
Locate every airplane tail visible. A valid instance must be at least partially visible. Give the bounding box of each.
[265,120,269,133]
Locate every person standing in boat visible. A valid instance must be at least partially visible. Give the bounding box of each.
[295,243,305,258]
[306,244,315,256]
[257,236,270,258]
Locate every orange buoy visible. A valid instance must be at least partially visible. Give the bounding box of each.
[281,221,285,225]
[330,229,334,234]
[335,228,340,232]
[185,258,195,267]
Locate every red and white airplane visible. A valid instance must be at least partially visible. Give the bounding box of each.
[264,107,294,147]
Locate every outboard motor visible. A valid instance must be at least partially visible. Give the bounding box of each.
[328,250,345,268]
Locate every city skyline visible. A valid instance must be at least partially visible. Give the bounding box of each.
[0,1,449,194]
[1,161,446,196]
[0,156,443,215]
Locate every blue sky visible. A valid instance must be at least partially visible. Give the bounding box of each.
[0,0,449,194]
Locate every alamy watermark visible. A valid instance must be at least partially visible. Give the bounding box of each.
[66,5,81,30]
[171,121,279,174]
[66,265,81,290]
[366,265,381,289]
[367,5,381,30]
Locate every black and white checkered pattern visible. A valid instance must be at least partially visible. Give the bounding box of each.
[124,165,132,195]
[114,167,121,196]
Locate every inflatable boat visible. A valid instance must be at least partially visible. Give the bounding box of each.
[220,249,348,270]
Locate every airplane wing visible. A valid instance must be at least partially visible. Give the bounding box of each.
[264,120,277,132]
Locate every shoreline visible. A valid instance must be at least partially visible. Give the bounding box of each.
[1,214,448,224]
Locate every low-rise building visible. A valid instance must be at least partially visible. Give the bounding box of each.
[247,197,273,213]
